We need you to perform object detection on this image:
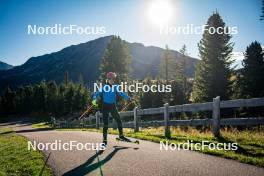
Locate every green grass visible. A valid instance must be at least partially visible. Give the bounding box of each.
[0,127,51,176]
[32,122,264,167]
[32,122,51,129]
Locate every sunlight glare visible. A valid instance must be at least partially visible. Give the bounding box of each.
[147,0,174,26]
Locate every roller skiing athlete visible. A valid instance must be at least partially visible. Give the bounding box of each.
[92,72,138,147]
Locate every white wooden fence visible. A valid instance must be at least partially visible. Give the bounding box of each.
[51,96,264,137]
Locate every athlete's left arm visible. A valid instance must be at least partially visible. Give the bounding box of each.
[115,86,130,100]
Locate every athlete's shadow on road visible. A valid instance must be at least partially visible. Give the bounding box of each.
[63,146,133,176]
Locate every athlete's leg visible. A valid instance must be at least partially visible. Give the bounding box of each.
[102,107,109,141]
[111,105,123,137]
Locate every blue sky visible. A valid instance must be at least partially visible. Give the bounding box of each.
[0,0,263,66]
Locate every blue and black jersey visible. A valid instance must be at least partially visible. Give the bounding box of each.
[92,84,130,104]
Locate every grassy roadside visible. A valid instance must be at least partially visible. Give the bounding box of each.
[0,127,51,176]
[32,122,264,167]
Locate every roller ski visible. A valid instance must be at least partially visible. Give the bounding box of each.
[116,136,139,144]
[96,140,107,155]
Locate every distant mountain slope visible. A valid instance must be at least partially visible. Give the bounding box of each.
[0,36,199,89]
[129,42,198,78]
[0,61,13,70]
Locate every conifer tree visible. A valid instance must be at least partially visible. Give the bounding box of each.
[158,45,177,80]
[158,45,175,102]
[179,44,189,102]
[239,41,264,98]
[2,86,15,115]
[78,73,84,86]
[100,36,132,82]
[192,12,234,102]
[46,81,58,113]
[64,71,69,86]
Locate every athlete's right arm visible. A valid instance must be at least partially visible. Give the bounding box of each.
[92,90,102,100]
[92,90,102,107]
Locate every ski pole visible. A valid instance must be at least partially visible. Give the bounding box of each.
[38,152,51,176]
[79,105,93,119]
[120,101,133,112]
[120,100,138,112]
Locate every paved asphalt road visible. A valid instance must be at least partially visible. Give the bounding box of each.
[2,122,264,176]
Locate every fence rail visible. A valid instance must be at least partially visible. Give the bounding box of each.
[51,96,264,137]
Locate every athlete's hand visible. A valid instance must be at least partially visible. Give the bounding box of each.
[92,100,98,108]
[129,97,135,102]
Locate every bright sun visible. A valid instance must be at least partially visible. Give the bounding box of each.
[147,0,173,26]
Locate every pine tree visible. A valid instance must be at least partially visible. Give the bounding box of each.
[33,81,47,113]
[64,83,75,113]
[46,81,58,114]
[158,45,189,104]
[179,44,189,102]
[57,84,66,115]
[239,41,264,98]
[73,84,89,112]
[158,45,177,80]
[169,80,185,105]
[64,71,69,86]
[158,45,174,102]
[178,44,188,79]
[23,85,34,114]
[14,87,26,115]
[140,78,165,108]
[100,36,132,82]
[2,87,15,115]
[78,73,84,86]
[192,12,234,102]
[180,44,189,56]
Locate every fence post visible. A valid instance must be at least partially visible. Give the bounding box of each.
[89,115,92,125]
[96,111,100,129]
[80,118,84,128]
[164,103,171,138]
[134,107,139,132]
[212,96,220,137]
